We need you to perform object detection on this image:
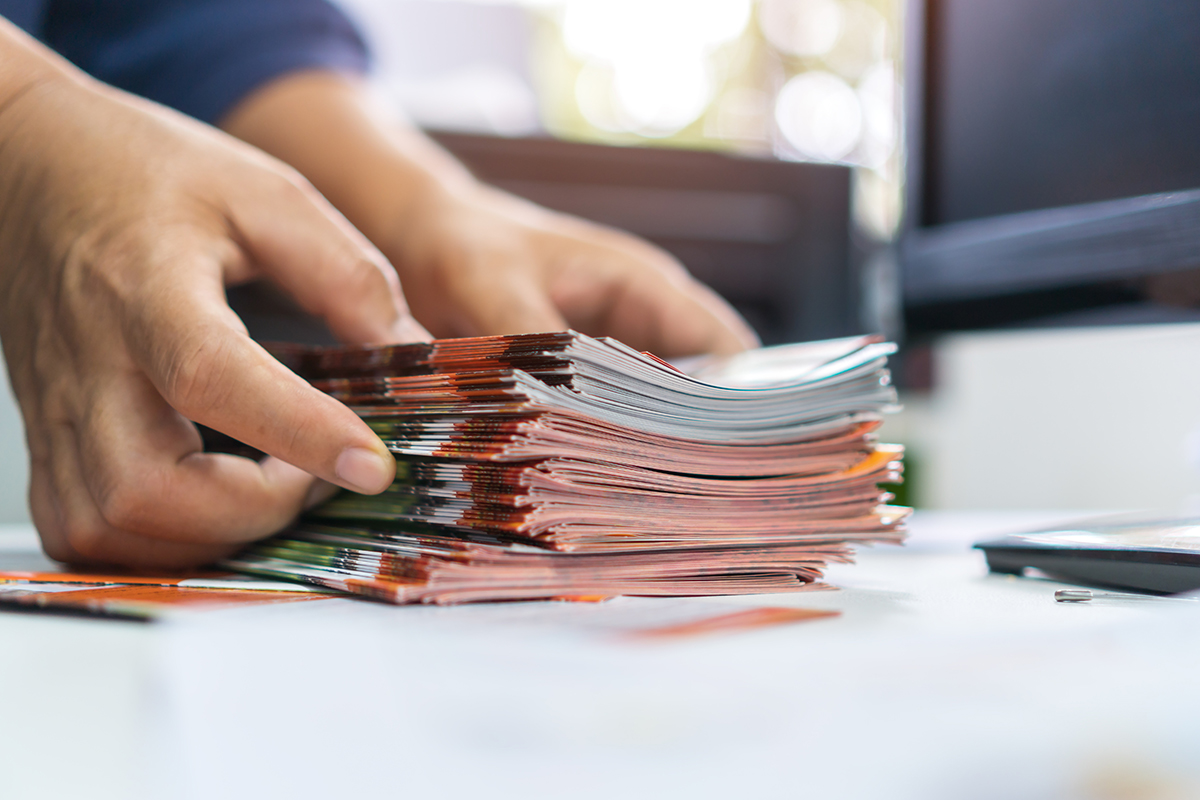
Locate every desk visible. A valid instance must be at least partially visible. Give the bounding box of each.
[4,512,1200,800]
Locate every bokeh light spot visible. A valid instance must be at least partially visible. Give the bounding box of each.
[758,0,844,58]
[775,70,863,162]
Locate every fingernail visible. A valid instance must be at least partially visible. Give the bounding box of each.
[303,479,341,510]
[334,447,394,494]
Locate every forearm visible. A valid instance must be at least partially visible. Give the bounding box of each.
[218,71,477,260]
[0,17,92,208]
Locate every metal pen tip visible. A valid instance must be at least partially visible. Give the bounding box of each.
[1055,589,1095,603]
[1054,588,1196,604]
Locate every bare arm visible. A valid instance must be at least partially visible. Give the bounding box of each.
[220,71,759,358]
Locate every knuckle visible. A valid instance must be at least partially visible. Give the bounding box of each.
[264,168,320,209]
[30,500,75,564]
[318,254,398,325]
[95,475,156,533]
[62,517,115,562]
[161,328,236,419]
[640,250,691,281]
[596,231,689,280]
[338,254,393,299]
[38,535,75,563]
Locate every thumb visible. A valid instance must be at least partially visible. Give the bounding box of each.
[227,172,430,345]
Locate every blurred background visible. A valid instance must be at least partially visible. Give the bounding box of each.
[339,0,902,241]
[335,0,902,349]
[1,0,1199,522]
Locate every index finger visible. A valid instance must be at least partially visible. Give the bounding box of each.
[128,275,396,496]
[553,234,760,357]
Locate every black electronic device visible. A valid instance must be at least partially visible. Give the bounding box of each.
[902,0,1200,333]
[976,513,1200,595]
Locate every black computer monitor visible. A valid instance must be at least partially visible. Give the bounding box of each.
[901,0,1200,332]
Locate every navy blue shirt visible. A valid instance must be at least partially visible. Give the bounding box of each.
[0,0,370,124]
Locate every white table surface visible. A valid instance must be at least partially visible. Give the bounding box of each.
[5,511,1200,800]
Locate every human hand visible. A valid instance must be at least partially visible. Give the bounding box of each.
[383,181,760,357]
[219,71,758,359]
[0,45,427,568]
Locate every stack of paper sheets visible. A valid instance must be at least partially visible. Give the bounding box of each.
[226,332,909,604]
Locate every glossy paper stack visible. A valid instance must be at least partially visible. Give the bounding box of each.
[225,332,909,604]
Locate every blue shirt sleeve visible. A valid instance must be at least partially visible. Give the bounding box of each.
[0,0,45,32]
[37,0,370,125]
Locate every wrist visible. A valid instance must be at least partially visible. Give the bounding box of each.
[0,74,76,284]
[0,17,90,122]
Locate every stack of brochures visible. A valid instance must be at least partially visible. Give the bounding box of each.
[225,332,909,604]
